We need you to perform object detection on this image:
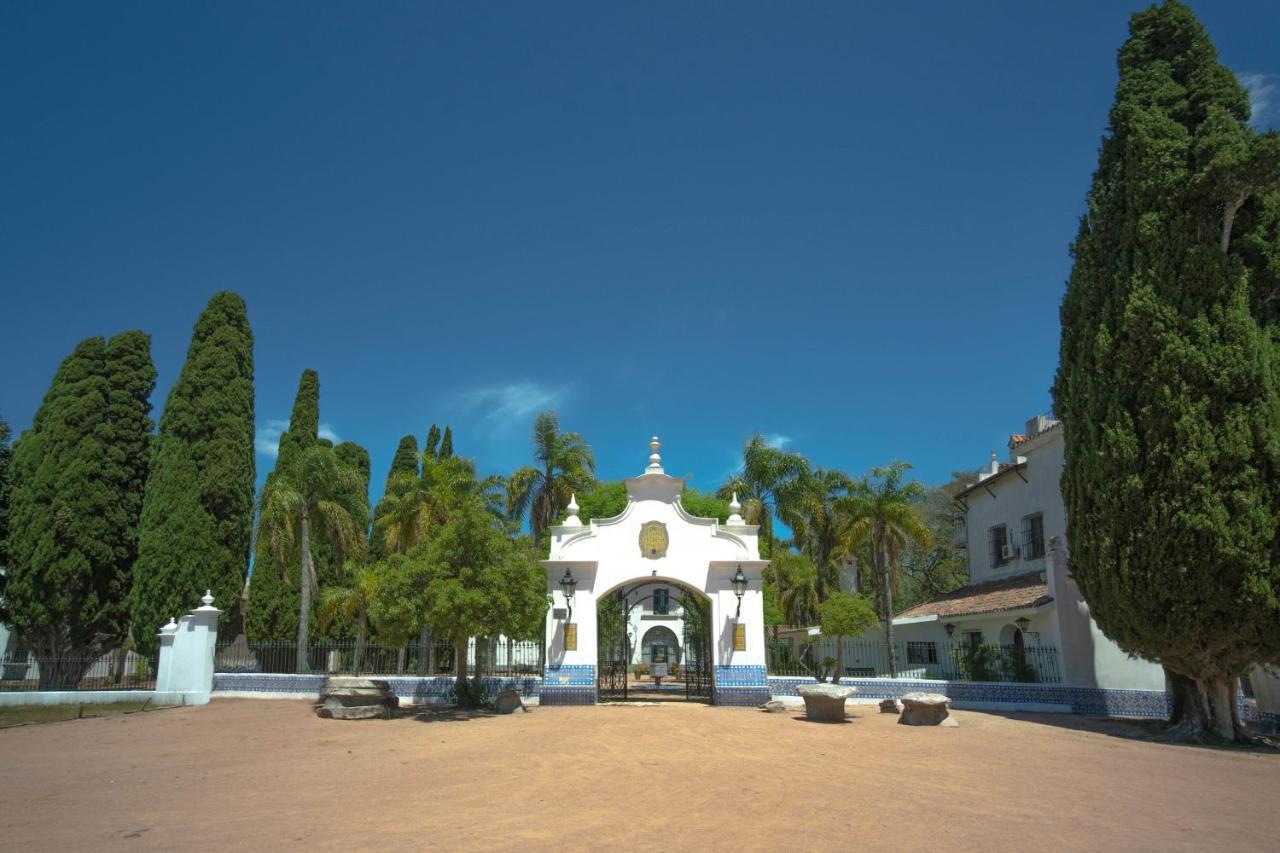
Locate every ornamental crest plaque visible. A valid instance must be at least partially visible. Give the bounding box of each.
[639,520,669,559]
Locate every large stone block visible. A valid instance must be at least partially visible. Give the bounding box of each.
[796,684,857,723]
[899,692,957,726]
[316,700,391,720]
[495,688,527,715]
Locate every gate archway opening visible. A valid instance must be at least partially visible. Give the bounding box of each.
[596,578,713,703]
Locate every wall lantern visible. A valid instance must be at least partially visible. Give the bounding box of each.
[1015,616,1031,634]
[944,622,956,638]
[731,565,749,618]
[559,569,577,618]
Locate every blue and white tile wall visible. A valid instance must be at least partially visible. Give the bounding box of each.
[540,664,596,706]
[715,664,771,706]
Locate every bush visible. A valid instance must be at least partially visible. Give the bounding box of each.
[450,678,493,708]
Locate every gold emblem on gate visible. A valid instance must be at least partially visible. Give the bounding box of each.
[639,521,669,559]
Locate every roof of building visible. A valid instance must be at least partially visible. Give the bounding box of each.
[953,459,1027,499]
[896,570,1052,620]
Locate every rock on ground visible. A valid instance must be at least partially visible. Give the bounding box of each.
[316,676,398,720]
[315,702,391,720]
[796,684,857,723]
[899,692,956,726]
[760,700,788,713]
[495,688,527,714]
[879,699,903,714]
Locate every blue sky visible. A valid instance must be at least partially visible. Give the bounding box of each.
[3,2,1278,505]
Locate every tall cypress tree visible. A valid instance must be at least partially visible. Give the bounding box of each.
[439,425,453,459]
[0,417,12,576]
[424,425,441,459]
[132,293,255,652]
[1053,1,1280,741]
[8,333,156,687]
[248,370,320,641]
[368,435,419,562]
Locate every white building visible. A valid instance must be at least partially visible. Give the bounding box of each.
[891,415,1165,691]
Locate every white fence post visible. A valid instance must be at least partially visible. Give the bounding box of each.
[155,591,222,705]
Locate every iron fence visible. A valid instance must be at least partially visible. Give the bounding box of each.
[215,636,543,677]
[767,636,1062,684]
[0,649,158,692]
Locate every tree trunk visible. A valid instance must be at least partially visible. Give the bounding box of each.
[1165,665,1250,742]
[833,635,844,684]
[34,651,96,691]
[454,638,468,693]
[354,609,367,673]
[296,512,313,673]
[111,646,128,685]
[416,627,430,675]
[396,646,406,675]
[880,535,898,678]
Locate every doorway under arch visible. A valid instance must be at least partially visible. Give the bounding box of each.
[596,577,713,703]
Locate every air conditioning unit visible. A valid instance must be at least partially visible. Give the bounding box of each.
[1002,543,1017,561]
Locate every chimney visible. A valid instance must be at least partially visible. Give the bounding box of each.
[1026,414,1050,438]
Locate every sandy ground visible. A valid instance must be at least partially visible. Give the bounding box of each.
[0,699,1277,852]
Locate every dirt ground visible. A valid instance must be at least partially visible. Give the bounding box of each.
[0,699,1277,852]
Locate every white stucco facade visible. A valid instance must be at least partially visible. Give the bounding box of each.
[890,417,1165,691]
[540,438,769,703]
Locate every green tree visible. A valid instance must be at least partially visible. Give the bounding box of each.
[895,475,972,612]
[247,370,320,641]
[132,294,255,651]
[507,411,596,542]
[576,480,626,522]
[780,467,853,602]
[256,445,368,671]
[1052,1,1280,741]
[7,333,156,688]
[368,435,419,563]
[410,502,547,695]
[318,563,379,672]
[718,434,808,555]
[818,592,878,684]
[375,454,501,556]
[0,418,11,574]
[424,424,441,458]
[837,462,931,677]
[438,425,453,459]
[773,552,820,629]
[679,488,731,522]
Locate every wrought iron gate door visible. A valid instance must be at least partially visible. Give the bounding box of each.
[682,596,714,703]
[597,597,629,701]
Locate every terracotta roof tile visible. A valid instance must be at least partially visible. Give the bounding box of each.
[896,571,1052,619]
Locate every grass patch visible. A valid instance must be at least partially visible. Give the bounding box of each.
[0,700,175,728]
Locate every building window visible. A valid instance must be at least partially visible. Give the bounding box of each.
[1021,513,1045,560]
[906,641,938,665]
[964,630,983,651]
[989,524,1010,567]
[653,588,669,615]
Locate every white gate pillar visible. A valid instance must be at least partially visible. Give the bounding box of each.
[156,591,221,705]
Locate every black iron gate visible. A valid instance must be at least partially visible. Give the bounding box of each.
[681,593,714,703]
[597,594,629,701]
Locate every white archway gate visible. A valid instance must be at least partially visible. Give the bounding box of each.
[541,438,770,706]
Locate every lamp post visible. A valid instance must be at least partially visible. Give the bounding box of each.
[731,564,748,619]
[1014,616,1031,635]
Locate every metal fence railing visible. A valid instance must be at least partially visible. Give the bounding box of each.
[0,650,158,692]
[215,636,543,678]
[767,637,1062,684]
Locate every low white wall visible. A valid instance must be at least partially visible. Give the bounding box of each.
[0,690,186,707]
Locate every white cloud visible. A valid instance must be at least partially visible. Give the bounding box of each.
[255,419,342,456]
[1238,71,1277,130]
[254,419,290,458]
[762,433,792,450]
[460,381,573,425]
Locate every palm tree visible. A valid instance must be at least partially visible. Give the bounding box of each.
[773,552,820,629]
[717,434,808,555]
[779,467,854,602]
[375,454,503,555]
[836,462,931,677]
[506,411,596,542]
[257,445,368,672]
[318,563,379,672]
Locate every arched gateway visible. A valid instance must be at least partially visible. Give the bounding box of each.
[541,438,770,706]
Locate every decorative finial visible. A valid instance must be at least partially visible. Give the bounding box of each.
[564,493,582,527]
[161,616,178,634]
[201,589,215,607]
[647,436,663,473]
[727,491,744,525]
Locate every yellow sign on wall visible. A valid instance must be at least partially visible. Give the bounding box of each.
[564,623,577,651]
[733,622,747,651]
